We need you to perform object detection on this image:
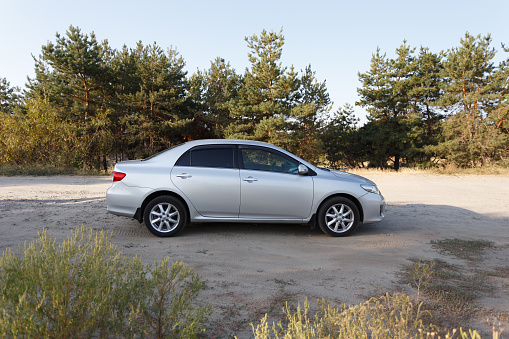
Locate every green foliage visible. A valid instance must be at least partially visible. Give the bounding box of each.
[0,226,210,338]
[3,27,509,170]
[427,33,509,167]
[287,65,331,163]
[0,77,21,115]
[190,57,242,138]
[0,99,79,166]
[357,42,443,170]
[321,104,363,168]
[227,28,299,142]
[357,33,509,169]
[31,25,111,122]
[113,41,194,157]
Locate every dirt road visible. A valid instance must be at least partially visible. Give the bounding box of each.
[0,174,508,337]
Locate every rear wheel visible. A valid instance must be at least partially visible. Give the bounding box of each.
[143,196,187,237]
[318,197,360,237]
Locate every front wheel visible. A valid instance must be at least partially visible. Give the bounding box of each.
[318,197,360,237]
[143,196,187,237]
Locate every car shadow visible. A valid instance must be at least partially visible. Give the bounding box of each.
[178,202,508,239]
[183,222,323,237]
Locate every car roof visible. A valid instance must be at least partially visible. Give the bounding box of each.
[183,139,272,147]
[148,139,315,169]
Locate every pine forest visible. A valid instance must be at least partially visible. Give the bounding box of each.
[1,26,508,171]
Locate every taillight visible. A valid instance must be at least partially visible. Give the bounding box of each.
[112,171,126,182]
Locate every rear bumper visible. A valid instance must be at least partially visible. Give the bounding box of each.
[106,181,151,218]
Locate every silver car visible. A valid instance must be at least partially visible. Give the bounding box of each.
[106,139,385,237]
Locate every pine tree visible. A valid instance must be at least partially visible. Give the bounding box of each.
[357,42,422,170]
[114,42,193,157]
[25,26,115,169]
[190,57,242,138]
[227,29,299,144]
[287,65,331,163]
[35,25,112,122]
[431,33,508,166]
[0,77,21,114]
[321,104,362,168]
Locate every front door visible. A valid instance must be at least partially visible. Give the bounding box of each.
[238,147,313,219]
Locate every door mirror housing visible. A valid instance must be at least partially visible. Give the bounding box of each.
[298,164,309,175]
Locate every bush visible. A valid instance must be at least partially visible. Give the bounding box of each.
[251,293,487,338]
[0,100,80,168]
[0,226,210,338]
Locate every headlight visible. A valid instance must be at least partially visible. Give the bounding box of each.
[361,184,379,194]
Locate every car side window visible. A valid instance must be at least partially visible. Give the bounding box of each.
[240,148,299,174]
[175,150,190,166]
[175,146,235,169]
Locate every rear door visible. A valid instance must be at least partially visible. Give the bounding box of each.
[171,145,240,217]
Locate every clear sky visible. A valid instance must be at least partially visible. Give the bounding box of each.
[1,0,508,122]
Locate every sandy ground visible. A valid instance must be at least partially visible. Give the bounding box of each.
[0,174,508,337]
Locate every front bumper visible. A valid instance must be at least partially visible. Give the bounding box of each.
[360,192,385,224]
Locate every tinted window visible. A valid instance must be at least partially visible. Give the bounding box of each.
[175,150,190,166]
[175,147,235,168]
[240,148,299,173]
[192,148,234,168]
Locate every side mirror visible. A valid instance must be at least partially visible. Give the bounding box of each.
[298,164,309,175]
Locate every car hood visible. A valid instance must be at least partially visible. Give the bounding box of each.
[324,168,376,185]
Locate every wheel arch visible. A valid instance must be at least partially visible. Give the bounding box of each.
[135,191,190,223]
[317,193,364,223]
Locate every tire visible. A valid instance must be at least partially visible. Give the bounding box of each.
[317,197,360,237]
[143,195,187,237]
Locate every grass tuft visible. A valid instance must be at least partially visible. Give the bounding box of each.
[430,238,494,261]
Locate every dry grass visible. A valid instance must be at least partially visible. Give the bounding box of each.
[398,239,508,336]
[0,164,110,176]
[250,293,504,338]
[430,238,495,261]
[345,166,509,176]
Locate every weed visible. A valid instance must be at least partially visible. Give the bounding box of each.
[430,238,494,261]
[274,278,296,287]
[251,293,464,338]
[486,266,509,278]
[399,257,496,331]
[407,260,435,302]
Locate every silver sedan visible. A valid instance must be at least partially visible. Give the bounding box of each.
[106,139,385,237]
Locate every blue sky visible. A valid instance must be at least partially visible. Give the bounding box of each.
[1,0,508,122]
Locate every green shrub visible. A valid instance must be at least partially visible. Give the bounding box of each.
[0,226,210,338]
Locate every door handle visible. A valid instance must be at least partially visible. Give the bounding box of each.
[176,173,192,179]
[242,176,258,182]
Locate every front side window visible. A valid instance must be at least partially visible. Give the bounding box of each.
[240,148,299,173]
[175,146,235,168]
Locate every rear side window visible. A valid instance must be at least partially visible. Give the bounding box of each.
[175,146,236,168]
[175,151,191,166]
